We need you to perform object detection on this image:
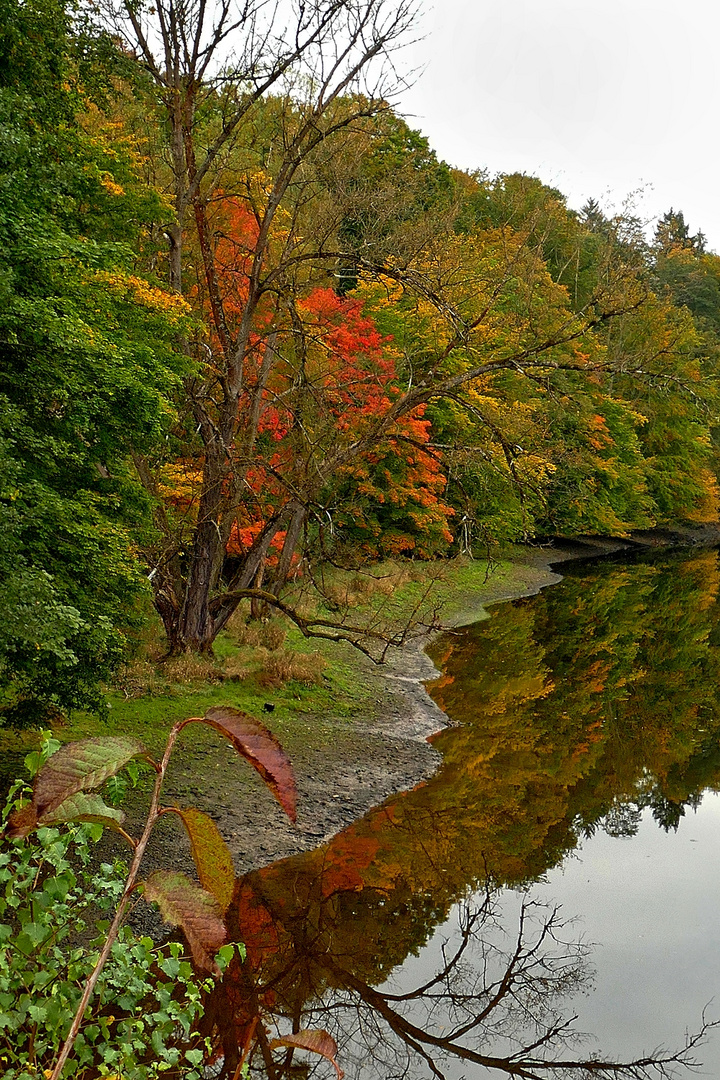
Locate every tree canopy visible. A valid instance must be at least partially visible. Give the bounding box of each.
[3,0,720,716]
[0,0,189,721]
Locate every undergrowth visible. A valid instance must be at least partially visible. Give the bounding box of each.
[0,739,235,1079]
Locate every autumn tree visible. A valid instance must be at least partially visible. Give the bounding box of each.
[85,0,720,658]
[93,0,435,652]
[428,178,720,543]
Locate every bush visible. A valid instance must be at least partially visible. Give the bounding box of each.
[0,741,234,1079]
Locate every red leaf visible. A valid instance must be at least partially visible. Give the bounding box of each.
[5,803,38,839]
[185,707,296,822]
[32,737,145,817]
[174,807,236,912]
[143,870,227,975]
[269,1030,344,1079]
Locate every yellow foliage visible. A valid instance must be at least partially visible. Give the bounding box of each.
[93,272,190,321]
[99,172,125,196]
[684,468,720,523]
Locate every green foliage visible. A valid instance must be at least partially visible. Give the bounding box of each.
[332,109,454,291]
[0,778,223,1078]
[0,0,191,723]
[2,707,301,1076]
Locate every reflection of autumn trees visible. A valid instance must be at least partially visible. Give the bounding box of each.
[205,866,710,1078]
[258,550,720,922]
[200,552,720,1077]
[210,550,720,994]
[427,550,720,862]
[220,550,720,991]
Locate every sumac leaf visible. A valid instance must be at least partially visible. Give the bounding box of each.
[41,792,127,830]
[142,870,226,974]
[185,707,297,822]
[269,1030,344,1079]
[174,807,236,912]
[33,737,145,817]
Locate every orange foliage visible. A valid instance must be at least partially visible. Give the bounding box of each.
[171,190,455,563]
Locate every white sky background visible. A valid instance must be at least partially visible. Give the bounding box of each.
[396,0,720,249]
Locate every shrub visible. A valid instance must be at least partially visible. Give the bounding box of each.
[0,743,231,1079]
[1,712,339,1080]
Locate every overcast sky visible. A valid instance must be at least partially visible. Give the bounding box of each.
[397,0,720,249]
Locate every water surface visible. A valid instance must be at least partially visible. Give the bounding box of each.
[209,550,720,1077]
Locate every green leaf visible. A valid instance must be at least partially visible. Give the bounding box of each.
[8,739,144,841]
[216,943,237,967]
[35,738,145,812]
[6,739,143,838]
[41,792,126,830]
[14,931,39,956]
[104,774,128,807]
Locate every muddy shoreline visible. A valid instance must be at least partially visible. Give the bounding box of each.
[129,526,720,895]
[136,538,623,880]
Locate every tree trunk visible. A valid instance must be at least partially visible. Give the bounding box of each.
[177,522,220,651]
[268,503,307,595]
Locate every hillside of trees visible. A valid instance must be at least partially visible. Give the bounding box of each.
[3,0,720,724]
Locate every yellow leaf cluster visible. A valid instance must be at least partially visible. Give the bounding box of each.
[94,272,190,320]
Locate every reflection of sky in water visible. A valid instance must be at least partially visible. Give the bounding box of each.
[378,792,720,1078]
[533,791,720,1075]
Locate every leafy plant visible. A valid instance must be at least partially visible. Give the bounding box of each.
[0,738,236,1079]
[3,708,343,1079]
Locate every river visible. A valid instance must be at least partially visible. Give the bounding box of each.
[206,548,720,1078]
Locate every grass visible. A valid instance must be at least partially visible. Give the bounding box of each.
[284,555,515,633]
[0,556,516,792]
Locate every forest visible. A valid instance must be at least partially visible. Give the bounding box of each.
[3,0,720,722]
[7,0,720,1077]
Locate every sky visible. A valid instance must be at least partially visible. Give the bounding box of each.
[397,0,720,249]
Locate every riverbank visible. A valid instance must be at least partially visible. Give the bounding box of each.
[7,528,713,884]
[133,536,632,881]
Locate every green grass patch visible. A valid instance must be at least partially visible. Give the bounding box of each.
[285,556,511,629]
[0,557,515,791]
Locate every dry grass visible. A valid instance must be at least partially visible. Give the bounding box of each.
[113,559,444,700]
[320,563,424,609]
[258,622,286,650]
[256,648,326,689]
[113,652,223,697]
[113,615,312,697]
[219,655,252,682]
[226,614,286,651]
[161,654,222,685]
[112,659,167,699]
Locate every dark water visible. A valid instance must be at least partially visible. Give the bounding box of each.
[208,550,720,1078]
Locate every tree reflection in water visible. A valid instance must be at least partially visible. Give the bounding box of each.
[203,865,711,1080]
[201,551,720,1078]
